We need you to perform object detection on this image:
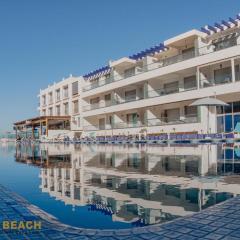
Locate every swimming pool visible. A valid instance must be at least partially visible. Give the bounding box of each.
[0,142,239,229]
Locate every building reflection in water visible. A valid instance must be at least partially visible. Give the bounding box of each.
[15,143,240,226]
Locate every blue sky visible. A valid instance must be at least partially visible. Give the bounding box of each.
[0,0,238,131]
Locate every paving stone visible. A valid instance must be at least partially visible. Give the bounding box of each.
[204,233,224,240]
[209,221,226,227]
[177,235,196,240]
[163,231,183,239]
[189,230,208,238]
[200,225,218,232]
[197,219,212,225]
[230,230,240,238]
[222,237,240,240]
[175,227,192,234]
[225,223,240,230]
[132,227,149,235]
[213,228,233,235]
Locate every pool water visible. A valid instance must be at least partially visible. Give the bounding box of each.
[0,142,240,229]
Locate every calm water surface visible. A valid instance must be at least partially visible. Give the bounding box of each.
[0,143,240,229]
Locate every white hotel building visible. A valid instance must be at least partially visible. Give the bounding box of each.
[37,14,240,139]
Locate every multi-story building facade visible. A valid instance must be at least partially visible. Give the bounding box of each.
[38,75,83,138]
[38,14,240,138]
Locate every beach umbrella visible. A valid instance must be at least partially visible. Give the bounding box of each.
[189,97,228,133]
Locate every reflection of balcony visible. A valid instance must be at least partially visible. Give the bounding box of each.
[83,38,238,92]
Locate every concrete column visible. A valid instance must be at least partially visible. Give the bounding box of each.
[196,66,200,89]
[231,58,236,82]
[179,76,184,92]
[143,82,148,99]
[179,106,185,120]
[143,56,156,71]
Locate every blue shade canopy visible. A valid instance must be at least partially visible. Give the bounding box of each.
[84,13,240,81]
[234,122,240,133]
[83,43,168,80]
[190,97,229,107]
[201,13,240,35]
[214,23,224,31]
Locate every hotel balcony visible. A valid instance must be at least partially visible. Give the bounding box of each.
[82,56,240,118]
[83,113,199,132]
[82,36,238,94]
[83,83,196,112]
[147,114,198,127]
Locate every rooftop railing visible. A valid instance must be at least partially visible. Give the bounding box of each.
[83,37,238,92]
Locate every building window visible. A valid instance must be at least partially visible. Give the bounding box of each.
[77,117,81,127]
[165,108,180,122]
[49,107,53,116]
[48,92,53,104]
[42,109,46,116]
[124,67,135,78]
[42,95,46,106]
[224,102,232,114]
[182,47,195,59]
[73,100,79,114]
[125,89,136,101]
[127,113,139,126]
[72,81,78,96]
[99,118,105,130]
[63,85,69,98]
[56,89,61,102]
[184,106,197,117]
[90,97,100,105]
[164,81,179,94]
[213,35,237,51]
[64,103,69,115]
[225,115,233,132]
[56,105,61,116]
[184,75,197,90]
[104,94,111,101]
[214,67,232,84]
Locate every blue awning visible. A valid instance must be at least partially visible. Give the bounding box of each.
[200,13,240,35]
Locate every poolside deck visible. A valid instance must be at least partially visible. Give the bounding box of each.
[0,184,240,239]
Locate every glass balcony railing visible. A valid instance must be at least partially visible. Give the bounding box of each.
[82,85,197,112]
[83,95,144,111]
[200,75,232,88]
[83,37,238,92]
[83,71,238,112]
[147,115,198,126]
[83,115,198,131]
